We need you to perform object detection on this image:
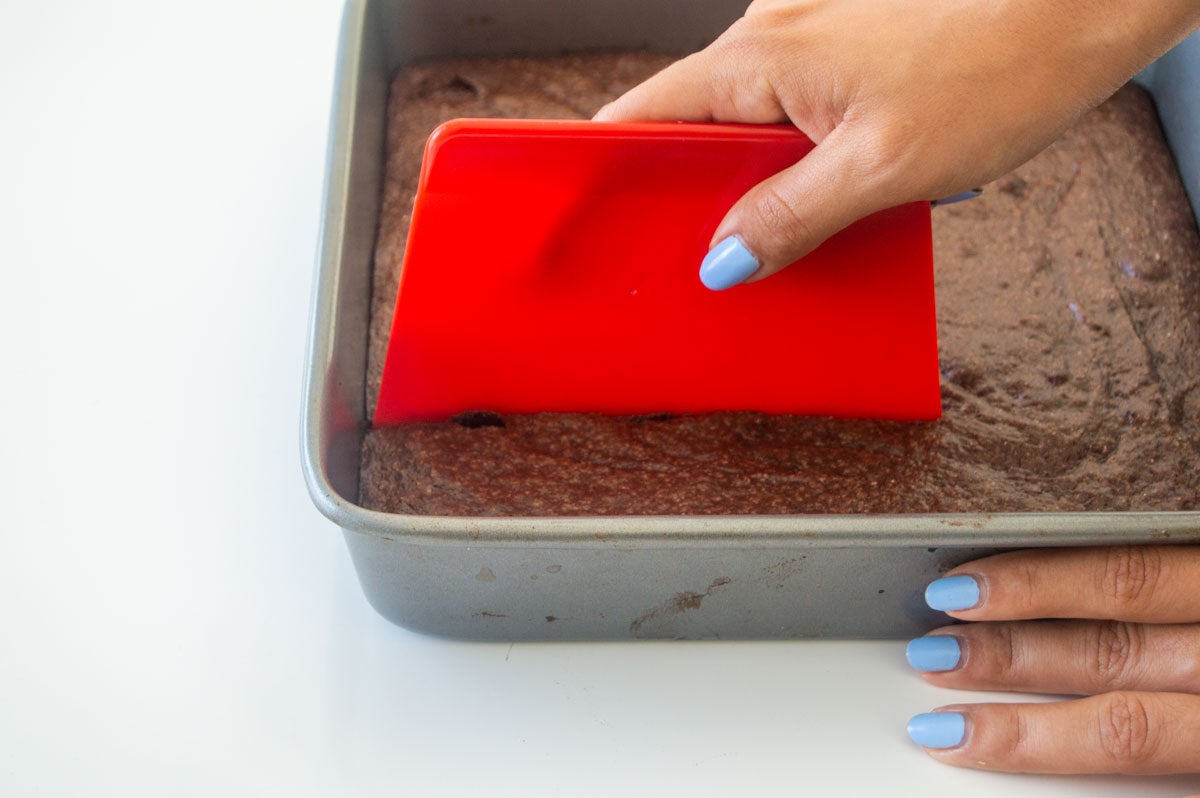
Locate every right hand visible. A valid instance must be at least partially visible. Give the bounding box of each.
[596,0,1200,289]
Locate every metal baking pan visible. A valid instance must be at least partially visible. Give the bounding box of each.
[301,0,1200,640]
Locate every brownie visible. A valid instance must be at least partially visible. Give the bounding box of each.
[360,54,1200,516]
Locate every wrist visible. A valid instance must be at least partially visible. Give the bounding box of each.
[1070,0,1200,82]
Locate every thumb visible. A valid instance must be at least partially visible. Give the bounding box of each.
[699,125,888,290]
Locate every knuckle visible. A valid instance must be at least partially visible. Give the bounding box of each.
[742,1,799,24]
[711,17,759,63]
[1095,693,1157,772]
[1180,638,1200,693]
[979,704,1029,766]
[1100,546,1164,615]
[846,118,918,193]
[1167,627,1200,693]
[750,185,815,259]
[1003,707,1030,762]
[707,20,780,120]
[1015,560,1040,613]
[1086,622,1143,690]
[969,624,1021,685]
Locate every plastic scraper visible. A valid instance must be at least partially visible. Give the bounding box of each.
[374,119,941,426]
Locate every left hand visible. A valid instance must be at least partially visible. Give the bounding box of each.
[906,545,1200,775]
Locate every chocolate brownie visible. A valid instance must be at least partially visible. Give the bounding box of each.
[360,54,1200,516]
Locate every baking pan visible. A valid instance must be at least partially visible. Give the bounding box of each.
[301,0,1200,640]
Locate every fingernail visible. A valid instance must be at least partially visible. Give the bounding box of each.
[905,636,962,672]
[699,236,759,290]
[931,188,983,207]
[907,712,966,749]
[924,575,981,611]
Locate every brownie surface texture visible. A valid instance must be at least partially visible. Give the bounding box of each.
[361,54,1200,516]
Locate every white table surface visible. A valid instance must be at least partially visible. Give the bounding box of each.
[2,2,1196,795]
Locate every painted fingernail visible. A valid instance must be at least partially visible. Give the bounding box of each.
[931,188,983,207]
[906,636,962,672]
[699,236,759,290]
[925,575,981,611]
[907,712,966,749]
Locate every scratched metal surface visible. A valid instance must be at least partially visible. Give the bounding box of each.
[301,0,1200,639]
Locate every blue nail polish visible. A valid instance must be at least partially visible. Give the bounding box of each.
[907,712,966,749]
[699,236,759,290]
[931,188,983,206]
[906,636,962,672]
[925,575,980,611]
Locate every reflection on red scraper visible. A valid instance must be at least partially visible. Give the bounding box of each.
[375,119,941,426]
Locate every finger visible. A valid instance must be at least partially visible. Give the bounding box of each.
[698,124,886,289]
[923,546,1200,623]
[906,622,1200,696]
[593,40,782,125]
[594,52,722,123]
[908,692,1200,775]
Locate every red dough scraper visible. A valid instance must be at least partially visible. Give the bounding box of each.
[374,119,941,426]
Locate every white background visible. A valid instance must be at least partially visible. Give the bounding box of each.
[2,1,1197,795]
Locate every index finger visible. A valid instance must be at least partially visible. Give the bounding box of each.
[924,546,1200,623]
[592,22,785,124]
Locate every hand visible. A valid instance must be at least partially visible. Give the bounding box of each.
[906,545,1200,775]
[595,0,1200,290]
